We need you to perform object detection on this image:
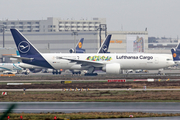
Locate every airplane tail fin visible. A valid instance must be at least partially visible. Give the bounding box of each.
[76,38,84,49]
[75,38,85,53]
[10,29,41,57]
[97,34,112,53]
[10,29,53,69]
[171,43,180,61]
[16,50,20,56]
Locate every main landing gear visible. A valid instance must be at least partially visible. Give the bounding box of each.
[72,71,81,75]
[84,67,98,76]
[52,69,61,75]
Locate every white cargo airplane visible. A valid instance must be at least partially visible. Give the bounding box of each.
[10,29,175,75]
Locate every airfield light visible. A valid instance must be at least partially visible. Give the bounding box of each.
[54,116,57,120]
[7,116,10,120]
[20,115,23,120]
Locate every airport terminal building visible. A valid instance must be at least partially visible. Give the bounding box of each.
[0,17,175,62]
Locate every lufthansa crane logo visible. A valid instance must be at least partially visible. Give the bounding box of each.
[102,45,108,53]
[78,42,82,48]
[18,41,30,53]
[173,53,177,58]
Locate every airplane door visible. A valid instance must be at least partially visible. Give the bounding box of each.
[155,57,158,64]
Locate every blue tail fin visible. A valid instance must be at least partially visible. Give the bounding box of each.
[171,43,180,61]
[76,38,84,49]
[76,38,85,53]
[10,29,41,57]
[10,29,53,69]
[97,34,112,53]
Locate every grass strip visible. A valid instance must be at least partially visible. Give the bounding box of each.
[0,112,180,120]
[1,91,180,102]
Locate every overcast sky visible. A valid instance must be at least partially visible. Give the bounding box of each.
[1,0,180,38]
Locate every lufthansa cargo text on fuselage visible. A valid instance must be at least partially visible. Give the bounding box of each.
[116,55,153,60]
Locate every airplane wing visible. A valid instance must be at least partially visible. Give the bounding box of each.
[59,57,105,67]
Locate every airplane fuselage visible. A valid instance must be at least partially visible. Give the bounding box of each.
[24,53,174,71]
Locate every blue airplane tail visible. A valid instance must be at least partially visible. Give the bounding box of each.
[76,38,85,53]
[11,29,41,57]
[97,34,112,53]
[10,29,53,68]
[171,43,180,61]
[69,38,85,53]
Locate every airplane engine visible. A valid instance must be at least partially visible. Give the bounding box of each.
[69,48,75,53]
[102,63,121,74]
[29,68,42,73]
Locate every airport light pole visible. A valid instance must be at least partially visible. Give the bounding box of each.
[0,24,5,48]
[97,24,107,47]
[71,31,78,53]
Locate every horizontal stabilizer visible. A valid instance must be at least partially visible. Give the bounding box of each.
[9,56,34,61]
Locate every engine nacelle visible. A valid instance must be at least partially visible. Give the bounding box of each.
[69,48,75,53]
[102,63,121,74]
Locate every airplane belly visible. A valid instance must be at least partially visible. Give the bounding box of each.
[51,61,75,70]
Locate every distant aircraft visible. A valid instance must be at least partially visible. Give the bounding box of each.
[11,29,175,76]
[171,43,180,63]
[0,63,22,73]
[0,63,29,75]
[97,34,111,53]
[69,38,85,53]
